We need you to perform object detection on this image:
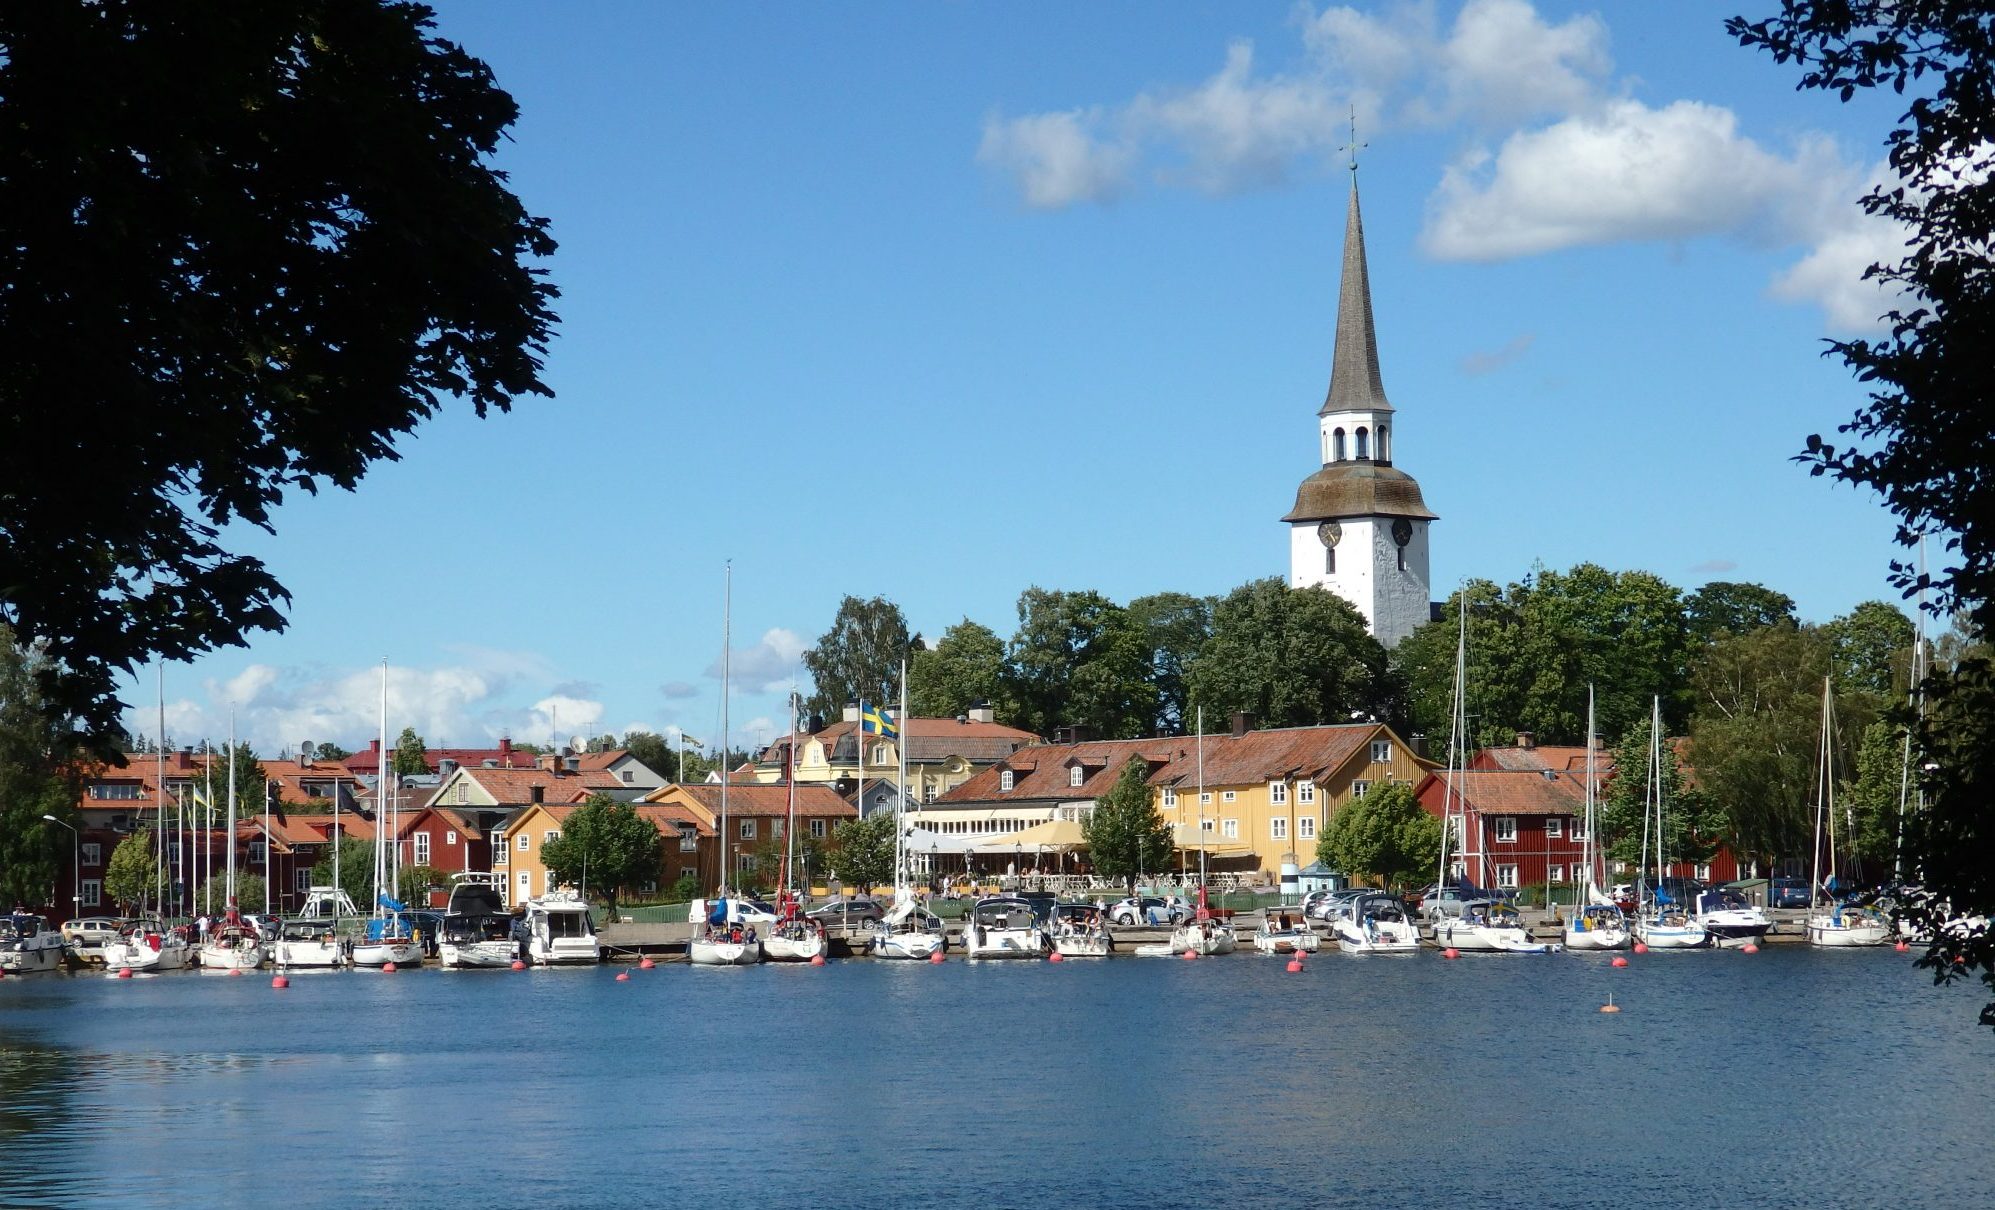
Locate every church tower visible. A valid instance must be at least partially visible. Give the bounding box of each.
[1283,171,1436,647]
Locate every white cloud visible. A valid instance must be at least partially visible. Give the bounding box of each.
[1126,41,1342,194]
[705,627,806,694]
[977,108,1134,209]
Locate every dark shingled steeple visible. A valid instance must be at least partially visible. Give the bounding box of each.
[1319,178,1392,417]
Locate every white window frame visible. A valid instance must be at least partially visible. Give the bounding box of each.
[1351,780,1370,799]
[1270,817,1288,840]
[1496,864,1519,889]
[544,830,559,848]
[809,818,826,838]
[1695,862,1713,881]
[1269,781,1288,806]
[1493,816,1518,844]
[678,830,698,853]
[1161,787,1177,808]
[1199,791,1212,805]
[80,879,102,908]
[735,852,755,873]
[517,834,529,852]
[414,833,431,865]
[1571,817,1590,841]
[1000,770,1014,792]
[248,839,266,866]
[1545,816,1563,838]
[739,819,756,840]
[1200,818,1215,833]
[545,870,558,894]
[445,830,457,846]
[1069,767,1084,788]
[1548,864,1566,883]
[81,842,102,867]
[1221,790,1236,803]
[493,832,508,864]
[1298,816,1316,840]
[294,867,312,893]
[1221,819,1239,840]
[1370,739,1391,764]
[1298,781,1316,805]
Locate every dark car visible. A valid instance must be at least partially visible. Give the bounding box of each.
[1768,877,1810,909]
[805,897,884,926]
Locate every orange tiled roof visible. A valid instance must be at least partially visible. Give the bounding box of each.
[671,783,857,820]
[1417,769,1588,816]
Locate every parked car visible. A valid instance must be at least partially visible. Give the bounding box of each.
[1768,877,1811,909]
[805,897,884,925]
[1417,883,1498,918]
[1305,888,1371,921]
[1106,896,1191,926]
[60,916,123,950]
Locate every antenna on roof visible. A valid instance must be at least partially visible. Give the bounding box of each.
[300,740,316,764]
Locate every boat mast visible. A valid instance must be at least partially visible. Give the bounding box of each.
[1813,675,1836,899]
[1439,592,1468,890]
[896,659,909,890]
[784,689,798,901]
[1196,706,1207,899]
[155,662,165,916]
[1639,699,1655,911]
[202,740,213,915]
[332,775,342,923]
[1583,684,1598,907]
[226,707,238,910]
[376,658,388,919]
[719,561,730,899]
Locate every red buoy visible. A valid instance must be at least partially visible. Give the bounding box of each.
[928,950,945,964]
[227,968,242,977]
[382,962,397,973]
[810,954,825,966]
[1611,956,1629,968]
[271,975,289,989]
[1632,942,1649,955]
[638,957,656,970]
[1181,948,1198,960]
[116,966,133,979]
[1443,947,1460,959]
[615,970,630,982]
[1285,958,1302,973]
[1048,951,1064,963]
[510,959,526,971]
[1742,943,1760,955]
[1894,940,1910,953]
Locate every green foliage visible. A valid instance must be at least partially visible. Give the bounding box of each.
[1686,581,1797,645]
[1843,718,1908,876]
[0,2,557,757]
[538,795,661,919]
[619,730,680,783]
[103,834,160,913]
[0,627,76,908]
[802,596,911,723]
[309,836,376,911]
[199,872,267,914]
[1080,757,1173,891]
[669,872,702,902]
[1824,601,1915,696]
[391,728,428,776]
[205,741,270,820]
[1186,578,1394,732]
[908,620,1007,720]
[1004,588,1158,740]
[1128,592,1214,734]
[311,741,352,762]
[825,812,896,895]
[1315,782,1441,890]
[1598,717,1728,869]
[396,864,447,909]
[739,830,823,897]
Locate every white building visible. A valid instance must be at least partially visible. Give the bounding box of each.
[1283,172,1437,647]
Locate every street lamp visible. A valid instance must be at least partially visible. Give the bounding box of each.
[42,815,78,918]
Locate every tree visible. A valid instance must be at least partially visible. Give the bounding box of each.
[1128,592,1214,734]
[825,812,895,896]
[1315,783,1441,890]
[199,872,267,913]
[391,727,428,776]
[309,836,376,911]
[1598,719,1729,870]
[1824,600,1916,696]
[1186,578,1395,732]
[802,596,911,723]
[620,730,681,783]
[0,3,557,757]
[1003,587,1157,740]
[395,864,447,910]
[538,795,662,920]
[1730,1,1995,1028]
[1843,717,1911,876]
[0,626,77,908]
[1686,581,1798,645]
[103,835,159,913]
[908,619,1007,720]
[311,741,353,763]
[1080,757,1173,891]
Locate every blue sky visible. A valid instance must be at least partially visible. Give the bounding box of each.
[128,1,1920,758]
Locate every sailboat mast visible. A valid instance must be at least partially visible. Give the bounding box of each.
[784,690,798,897]
[1196,706,1207,892]
[225,707,237,908]
[1440,593,1467,888]
[202,741,213,915]
[377,659,388,916]
[332,775,342,921]
[896,661,909,889]
[719,561,731,898]
[155,663,165,915]
[1583,684,1597,906]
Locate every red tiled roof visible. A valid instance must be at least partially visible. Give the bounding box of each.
[671,783,857,820]
[762,716,1040,767]
[1415,770,1588,816]
[520,799,717,839]
[451,766,625,807]
[341,739,536,775]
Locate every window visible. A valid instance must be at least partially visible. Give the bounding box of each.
[544,830,560,848]
[772,819,785,838]
[1221,819,1239,839]
[1548,864,1566,883]
[736,853,754,873]
[414,833,431,865]
[1271,817,1288,840]
[1298,781,1316,805]
[445,830,457,846]
[80,880,101,908]
[1351,780,1371,799]
[739,819,756,840]
[1333,427,1347,461]
[517,834,529,852]
[1493,817,1518,843]
[517,870,531,901]
[455,782,468,804]
[1496,864,1519,889]
[1695,862,1713,881]
[1200,818,1215,833]
[90,782,141,800]
[1370,739,1391,763]
[494,832,508,864]
[1355,426,1369,458]
[1269,781,1288,806]
[1396,545,1405,572]
[1325,547,1335,575]
[545,870,558,894]
[622,770,634,784]
[1545,817,1563,838]
[1162,787,1177,808]
[924,785,937,803]
[1571,817,1589,841]
[295,868,312,893]
[1221,790,1236,803]
[1200,792,1212,805]
[1000,771,1014,792]
[809,819,826,839]
[1378,424,1389,461]
[81,843,102,867]
[1298,816,1316,840]
[1069,767,1084,788]
[678,829,698,853]
[248,839,266,866]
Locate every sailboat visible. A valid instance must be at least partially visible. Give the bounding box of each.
[106,690,197,972]
[690,563,763,966]
[1806,677,1891,947]
[765,692,827,962]
[1330,891,1420,954]
[352,662,424,969]
[1564,687,1630,951]
[871,667,947,961]
[199,711,267,971]
[1166,707,1236,956]
[1631,696,1708,950]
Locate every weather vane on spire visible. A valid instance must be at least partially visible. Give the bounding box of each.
[1342,106,1365,173]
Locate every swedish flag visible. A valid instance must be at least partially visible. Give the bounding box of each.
[860,701,899,741]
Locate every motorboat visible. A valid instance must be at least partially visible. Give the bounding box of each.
[0,912,68,974]
[102,917,196,972]
[438,874,519,968]
[869,893,945,961]
[1050,903,1112,958]
[1253,911,1320,955]
[270,918,347,969]
[198,907,267,971]
[1562,903,1631,951]
[521,891,600,965]
[1693,888,1772,946]
[961,895,1045,959]
[1330,892,1420,954]
[1161,913,1237,956]
[1432,901,1560,953]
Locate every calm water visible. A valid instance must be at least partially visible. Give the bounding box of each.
[0,947,1987,1209]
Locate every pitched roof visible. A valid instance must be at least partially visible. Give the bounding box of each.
[762,716,1040,768]
[511,799,717,839]
[1321,177,1392,418]
[670,783,858,820]
[1472,745,1608,774]
[341,739,535,776]
[1416,770,1587,817]
[450,766,625,807]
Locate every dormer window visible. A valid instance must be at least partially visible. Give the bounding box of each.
[999,770,1014,792]
[1069,766,1084,788]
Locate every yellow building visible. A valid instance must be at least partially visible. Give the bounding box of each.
[930,719,1438,881]
[752,705,1038,806]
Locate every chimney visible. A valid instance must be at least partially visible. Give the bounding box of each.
[1517,732,1536,750]
[537,753,557,773]
[563,755,580,774]
[530,785,544,804]
[968,703,995,724]
[843,700,860,724]
[809,712,826,733]
[1230,711,1256,739]
[1410,733,1427,759]
[499,736,513,765]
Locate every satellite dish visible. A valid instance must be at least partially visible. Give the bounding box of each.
[300,741,317,764]
[570,735,586,753]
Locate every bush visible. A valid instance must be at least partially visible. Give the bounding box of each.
[669,872,701,902]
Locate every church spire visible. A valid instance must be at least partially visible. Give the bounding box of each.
[1320,175,1393,418]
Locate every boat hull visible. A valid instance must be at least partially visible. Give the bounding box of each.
[763,933,825,962]
[440,941,518,968]
[1696,909,1772,944]
[272,940,346,968]
[1333,921,1420,954]
[1432,919,1556,953]
[1253,929,1321,955]
[198,941,266,970]
[870,930,945,960]
[351,940,423,967]
[1806,913,1891,947]
[1562,926,1630,951]
[1052,934,1111,957]
[0,940,67,973]
[1169,924,1237,956]
[104,938,196,972]
[1633,918,1709,949]
[963,927,1043,959]
[689,939,762,966]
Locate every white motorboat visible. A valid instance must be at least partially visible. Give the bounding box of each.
[1805,678,1890,949]
[962,895,1045,959]
[1252,912,1320,955]
[1331,892,1420,954]
[1050,903,1112,957]
[198,910,266,970]
[438,873,519,968]
[870,893,945,961]
[102,918,196,972]
[1563,903,1631,951]
[1433,901,1559,953]
[270,918,346,968]
[1693,888,1772,947]
[0,912,68,973]
[522,891,599,965]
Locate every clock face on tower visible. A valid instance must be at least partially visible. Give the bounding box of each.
[1317,521,1342,547]
[1391,519,1413,547]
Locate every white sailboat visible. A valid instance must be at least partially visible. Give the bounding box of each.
[1631,696,1708,951]
[1806,677,1891,947]
[870,666,946,961]
[766,692,827,963]
[690,563,763,967]
[101,916,196,973]
[1167,708,1237,956]
[352,662,422,969]
[1564,687,1630,951]
[1331,891,1420,954]
[199,709,266,971]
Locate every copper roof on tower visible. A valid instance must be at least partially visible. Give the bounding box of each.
[1282,461,1438,523]
[1320,180,1392,417]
